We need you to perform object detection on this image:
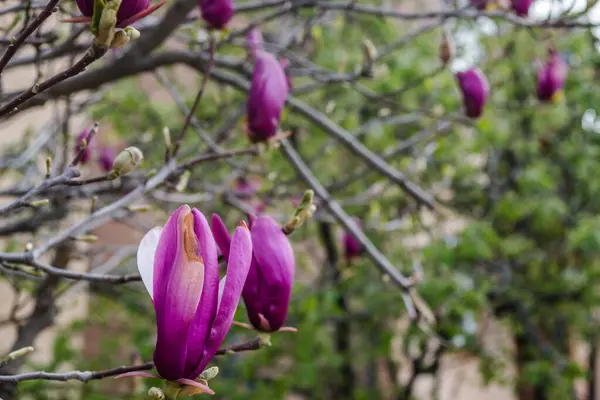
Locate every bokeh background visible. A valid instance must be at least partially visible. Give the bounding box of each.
[2,0,600,399]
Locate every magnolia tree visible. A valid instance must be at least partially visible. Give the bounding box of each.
[0,0,598,399]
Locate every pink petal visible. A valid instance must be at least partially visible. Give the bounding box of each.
[114,371,159,379]
[176,378,215,395]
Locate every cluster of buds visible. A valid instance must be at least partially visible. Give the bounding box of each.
[453,44,568,118]
[74,125,143,176]
[70,0,167,48]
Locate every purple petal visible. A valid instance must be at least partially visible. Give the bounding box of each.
[247,216,295,331]
[176,378,215,395]
[153,205,205,381]
[114,371,159,379]
[211,214,232,260]
[192,225,253,377]
[183,209,220,378]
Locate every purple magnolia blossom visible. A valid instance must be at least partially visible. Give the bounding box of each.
[537,50,568,103]
[75,0,163,27]
[247,28,264,57]
[98,147,116,172]
[233,176,262,199]
[74,126,95,164]
[456,67,490,119]
[510,0,534,16]
[134,205,252,390]
[343,218,363,261]
[199,0,234,29]
[247,51,289,142]
[469,0,489,10]
[212,214,295,332]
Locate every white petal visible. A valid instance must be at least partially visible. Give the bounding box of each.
[137,226,162,299]
[217,276,227,309]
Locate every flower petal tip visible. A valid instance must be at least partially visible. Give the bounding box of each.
[114,371,158,379]
[176,378,215,395]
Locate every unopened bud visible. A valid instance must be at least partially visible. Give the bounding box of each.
[284,190,316,234]
[128,204,152,212]
[163,126,172,150]
[439,31,454,65]
[45,157,52,176]
[148,387,166,400]
[111,146,143,177]
[199,366,219,381]
[74,234,98,243]
[361,39,378,76]
[110,27,140,49]
[3,346,34,363]
[95,0,121,47]
[175,170,191,192]
[29,199,49,208]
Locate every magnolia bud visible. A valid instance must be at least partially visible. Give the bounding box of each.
[111,146,143,177]
[199,366,219,381]
[439,32,454,65]
[96,0,121,47]
[361,38,378,76]
[110,27,140,48]
[148,387,166,400]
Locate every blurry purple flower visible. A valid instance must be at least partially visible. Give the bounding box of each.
[247,28,264,57]
[212,214,295,332]
[456,67,490,119]
[537,49,568,103]
[199,0,233,29]
[74,0,166,28]
[133,205,252,389]
[510,0,534,16]
[233,176,262,199]
[247,51,289,142]
[98,147,116,172]
[74,126,96,164]
[343,217,363,261]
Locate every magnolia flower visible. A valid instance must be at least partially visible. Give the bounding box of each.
[199,0,234,29]
[247,28,264,57]
[98,147,116,172]
[343,218,363,261]
[537,50,568,103]
[510,0,534,16]
[120,205,253,394]
[456,67,490,119]
[233,176,262,199]
[73,0,166,28]
[212,214,295,332]
[247,51,289,142]
[74,126,96,164]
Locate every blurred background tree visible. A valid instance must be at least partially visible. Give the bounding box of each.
[1,0,600,400]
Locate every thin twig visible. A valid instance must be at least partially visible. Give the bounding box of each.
[0,42,108,118]
[171,37,216,158]
[0,339,265,383]
[0,0,60,75]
